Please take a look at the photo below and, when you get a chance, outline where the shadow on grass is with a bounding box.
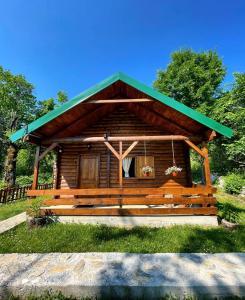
[91,224,158,242]
[178,226,245,253]
[91,223,245,253]
[217,201,245,223]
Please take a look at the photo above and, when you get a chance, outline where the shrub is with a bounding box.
[190,159,203,183]
[224,173,245,194]
[15,175,33,186]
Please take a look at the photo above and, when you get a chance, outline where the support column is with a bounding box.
[202,144,212,187]
[32,145,40,190]
[119,141,123,188]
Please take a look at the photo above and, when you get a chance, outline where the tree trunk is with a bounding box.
[4,143,18,187]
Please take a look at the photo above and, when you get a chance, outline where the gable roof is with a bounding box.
[10,72,233,142]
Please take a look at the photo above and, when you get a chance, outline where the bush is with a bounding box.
[190,159,203,183]
[224,173,245,194]
[15,175,33,186]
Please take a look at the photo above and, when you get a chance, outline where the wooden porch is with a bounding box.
[27,186,217,216]
[28,132,217,217]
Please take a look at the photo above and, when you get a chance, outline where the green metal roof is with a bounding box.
[10,72,233,142]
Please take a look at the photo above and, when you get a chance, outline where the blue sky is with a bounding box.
[0,0,244,100]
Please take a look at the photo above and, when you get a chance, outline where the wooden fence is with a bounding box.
[0,183,53,204]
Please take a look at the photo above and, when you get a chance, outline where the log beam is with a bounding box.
[38,143,58,162]
[44,135,197,144]
[87,98,152,103]
[202,144,212,186]
[119,141,123,188]
[184,140,205,158]
[32,146,40,190]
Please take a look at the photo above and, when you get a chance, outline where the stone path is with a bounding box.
[0,253,244,299]
[0,212,26,234]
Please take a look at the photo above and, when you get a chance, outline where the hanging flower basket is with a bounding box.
[165,166,182,177]
[142,166,153,177]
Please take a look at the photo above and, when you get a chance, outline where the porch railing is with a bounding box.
[28,186,217,216]
[0,183,53,204]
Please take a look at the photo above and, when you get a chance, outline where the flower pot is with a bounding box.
[172,171,177,177]
[143,172,150,177]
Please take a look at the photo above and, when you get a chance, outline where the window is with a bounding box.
[122,157,136,178]
[135,156,155,178]
[122,156,155,179]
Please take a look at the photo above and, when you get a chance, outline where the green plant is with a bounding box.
[224,173,245,194]
[27,198,43,218]
[217,202,241,223]
[16,175,33,186]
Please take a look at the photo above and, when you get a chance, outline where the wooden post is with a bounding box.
[202,144,212,187]
[119,141,123,208]
[119,141,123,188]
[32,146,40,190]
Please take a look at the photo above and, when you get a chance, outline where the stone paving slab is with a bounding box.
[0,253,244,299]
[0,212,26,234]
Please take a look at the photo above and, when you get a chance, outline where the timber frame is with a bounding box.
[11,72,233,218]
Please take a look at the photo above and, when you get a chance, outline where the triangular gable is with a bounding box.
[10,72,233,142]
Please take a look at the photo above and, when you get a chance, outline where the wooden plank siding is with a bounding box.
[55,107,192,190]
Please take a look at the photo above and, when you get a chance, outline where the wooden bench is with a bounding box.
[27,186,217,216]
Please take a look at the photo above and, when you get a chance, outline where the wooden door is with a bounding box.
[78,155,99,188]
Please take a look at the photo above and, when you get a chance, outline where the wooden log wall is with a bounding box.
[56,107,192,189]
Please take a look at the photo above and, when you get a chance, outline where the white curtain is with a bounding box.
[122,157,132,178]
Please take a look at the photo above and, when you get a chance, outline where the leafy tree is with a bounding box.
[36,90,68,118]
[36,98,55,118]
[57,90,68,104]
[153,49,226,110]
[210,73,245,172]
[0,66,36,187]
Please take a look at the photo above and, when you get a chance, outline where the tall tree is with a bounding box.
[210,73,245,173]
[36,90,68,118]
[57,90,68,104]
[0,66,36,187]
[153,49,226,110]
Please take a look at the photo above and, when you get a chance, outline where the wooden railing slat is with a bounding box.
[28,186,216,196]
[44,196,216,206]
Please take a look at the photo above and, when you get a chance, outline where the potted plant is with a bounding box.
[27,198,46,228]
[165,165,182,177]
[142,166,153,177]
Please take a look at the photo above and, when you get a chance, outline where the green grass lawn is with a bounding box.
[0,222,244,253]
[216,189,245,225]
[0,199,31,221]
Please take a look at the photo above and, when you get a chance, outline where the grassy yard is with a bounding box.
[0,222,244,253]
[216,189,245,225]
[0,199,31,221]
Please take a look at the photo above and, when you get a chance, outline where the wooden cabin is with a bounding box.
[11,72,233,217]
